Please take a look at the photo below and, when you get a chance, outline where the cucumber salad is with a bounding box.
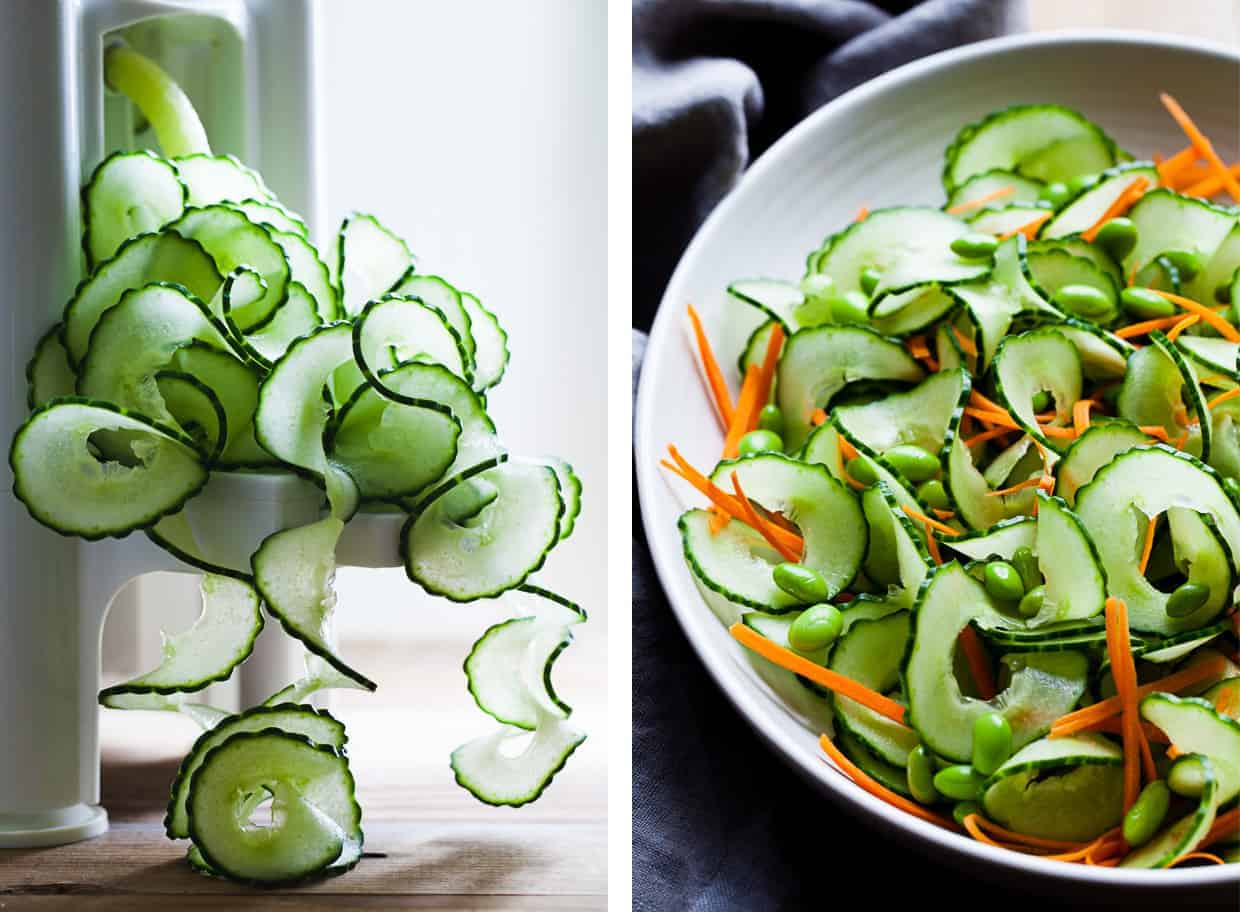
[10,45,587,885]
[664,96,1240,868]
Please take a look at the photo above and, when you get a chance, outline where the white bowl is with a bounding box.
[635,30,1239,892]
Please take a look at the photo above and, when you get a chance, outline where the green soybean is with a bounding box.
[983,560,1025,602]
[971,712,1013,776]
[916,479,950,511]
[1030,390,1051,413]
[1161,248,1204,281]
[1066,173,1099,196]
[1122,780,1171,848]
[1038,182,1071,209]
[830,290,871,325]
[1052,284,1112,319]
[773,562,829,604]
[1165,581,1209,619]
[1168,756,1206,798]
[952,801,983,826]
[1011,546,1041,591]
[933,764,986,801]
[885,444,940,483]
[1094,217,1137,262]
[1120,286,1176,320]
[1017,585,1046,619]
[738,429,782,456]
[950,233,999,260]
[846,456,880,487]
[758,404,785,435]
[906,745,940,805]
[859,267,882,297]
[788,604,843,653]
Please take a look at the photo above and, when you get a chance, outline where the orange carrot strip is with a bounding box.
[820,734,959,829]
[1140,425,1172,441]
[1157,144,1200,187]
[902,505,961,537]
[1161,93,1240,202]
[729,472,801,564]
[946,185,1015,215]
[811,407,828,427]
[1148,290,1240,342]
[1071,715,1170,744]
[969,390,1006,412]
[687,304,734,427]
[933,509,956,521]
[1139,513,1158,576]
[838,436,858,460]
[707,509,729,534]
[1081,176,1150,242]
[855,206,870,222]
[836,447,867,491]
[962,815,1035,853]
[1073,400,1094,438]
[722,365,762,459]
[963,408,1077,439]
[1115,313,1192,339]
[1208,387,1240,410]
[753,322,785,415]
[1165,313,1200,342]
[964,426,1017,448]
[731,623,908,722]
[925,533,943,566]
[965,815,1101,852]
[1183,162,1240,198]
[985,475,1045,498]
[999,211,1052,240]
[1104,597,1142,811]
[1201,807,1240,849]
[952,327,978,358]
[958,625,996,701]
[1170,852,1225,867]
[906,335,931,359]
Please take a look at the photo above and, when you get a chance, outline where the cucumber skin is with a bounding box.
[449,728,587,809]
[80,149,188,271]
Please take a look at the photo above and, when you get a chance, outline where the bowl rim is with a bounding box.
[635,28,1240,889]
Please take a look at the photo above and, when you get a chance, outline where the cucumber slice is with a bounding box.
[1074,445,1240,633]
[992,328,1082,451]
[1143,693,1240,804]
[231,282,321,369]
[739,609,836,729]
[967,205,1047,236]
[147,508,252,581]
[1186,222,1240,305]
[1052,318,1133,381]
[860,482,933,599]
[83,150,187,268]
[353,295,471,387]
[945,432,1035,530]
[172,154,271,207]
[943,104,1118,191]
[172,343,269,469]
[1121,752,1219,869]
[802,423,922,518]
[1176,336,1240,385]
[945,169,1044,212]
[168,205,290,331]
[101,692,227,729]
[981,734,1124,842]
[1024,249,1120,324]
[1027,491,1107,626]
[944,516,1036,562]
[450,715,586,808]
[156,372,228,464]
[869,286,957,338]
[836,726,913,797]
[1154,330,1211,461]
[99,575,261,700]
[403,459,561,602]
[1054,422,1151,505]
[335,213,413,317]
[1123,189,1238,275]
[465,590,585,730]
[545,457,582,542]
[1203,679,1240,720]
[187,730,361,885]
[1039,163,1159,240]
[903,562,1089,761]
[830,611,916,767]
[461,292,509,391]
[63,231,223,366]
[264,653,375,707]
[231,199,308,238]
[727,278,803,332]
[77,283,232,427]
[775,326,925,450]
[10,399,207,538]
[1117,340,1199,452]
[833,366,969,468]
[1136,623,1228,664]
[1028,236,1124,289]
[252,516,374,691]
[388,273,475,365]
[808,207,990,299]
[681,509,798,612]
[166,702,347,840]
[270,229,338,324]
[26,324,76,409]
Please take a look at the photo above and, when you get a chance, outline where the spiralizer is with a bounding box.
[0,0,402,848]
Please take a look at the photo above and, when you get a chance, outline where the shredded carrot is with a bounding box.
[1165,744,1183,761]
[1160,93,1240,202]
[730,623,907,722]
[1104,597,1143,811]
[969,390,1005,412]
[932,509,955,521]
[963,407,1077,439]
[1172,429,1190,450]
[1208,387,1240,410]
[902,505,961,537]
[722,365,761,459]
[964,426,1016,448]
[962,814,1031,853]
[753,322,785,416]
[946,185,1015,215]
[998,210,1052,240]
[964,815,1099,852]
[1070,715,1170,744]
[1170,852,1225,867]
[819,734,958,829]
[855,206,870,222]
[1165,313,1200,342]
[836,446,867,491]
[1081,176,1150,242]
[1147,291,1240,341]
[951,327,978,358]
[1115,313,1194,339]
[1201,807,1240,849]
[729,472,801,564]
[1073,399,1094,438]
[1138,513,1158,576]
[905,335,931,359]
[1157,144,1200,187]
[985,475,1045,498]
[925,533,943,565]
[958,625,996,700]
[811,407,828,427]
[1127,263,1139,287]
[1183,162,1240,199]
[687,305,734,428]
[1139,425,1171,441]
[707,509,729,534]
[838,436,858,460]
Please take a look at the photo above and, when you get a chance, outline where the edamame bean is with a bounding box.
[1018,585,1046,619]
[830,290,871,325]
[916,479,950,511]
[1011,546,1041,592]
[847,456,880,487]
[788,604,843,653]
[758,404,785,435]
[1162,248,1204,281]
[1030,390,1051,413]
[885,444,940,483]
[1094,218,1137,262]
[933,764,986,801]
[1165,581,1209,619]
[950,233,999,260]
[796,274,836,327]
[772,562,829,604]
[1066,174,1098,195]
[971,712,1013,776]
[738,429,783,456]
[1052,284,1111,319]
[1122,780,1171,848]
[906,745,940,805]
[1168,756,1206,798]
[860,267,882,297]
[1120,286,1176,320]
[1038,182,1071,209]
[953,801,983,826]
[983,560,1025,602]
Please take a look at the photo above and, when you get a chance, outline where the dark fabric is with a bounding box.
[633,3,1038,909]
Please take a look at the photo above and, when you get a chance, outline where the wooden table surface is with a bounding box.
[0,638,607,910]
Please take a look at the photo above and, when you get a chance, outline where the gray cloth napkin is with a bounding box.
[633,3,1031,909]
